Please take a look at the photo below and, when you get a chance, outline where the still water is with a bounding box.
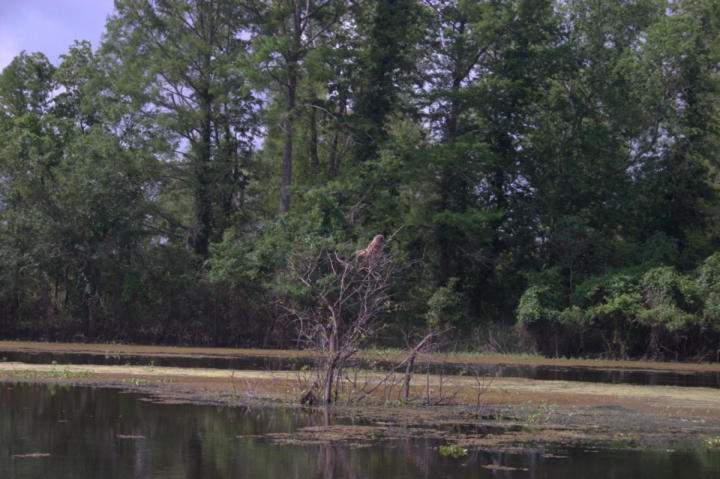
[1,383,719,478]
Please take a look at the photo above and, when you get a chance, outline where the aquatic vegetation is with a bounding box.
[122,377,152,387]
[438,444,468,458]
[706,437,720,448]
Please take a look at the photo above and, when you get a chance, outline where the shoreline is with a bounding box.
[2,340,720,373]
[2,359,720,452]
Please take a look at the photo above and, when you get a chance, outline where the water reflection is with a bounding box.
[0,383,718,478]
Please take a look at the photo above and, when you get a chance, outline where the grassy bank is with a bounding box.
[1,358,720,452]
[3,340,720,372]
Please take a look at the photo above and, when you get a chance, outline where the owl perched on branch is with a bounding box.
[354,234,385,259]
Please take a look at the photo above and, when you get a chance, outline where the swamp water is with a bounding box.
[1,383,719,478]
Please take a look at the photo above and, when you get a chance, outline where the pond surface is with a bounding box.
[3,350,720,389]
[1,383,719,478]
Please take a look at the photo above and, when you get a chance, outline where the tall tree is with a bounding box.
[0,52,58,333]
[103,0,257,257]
[629,0,720,257]
[421,0,502,287]
[0,45,152,336]
[523,0,666,290]
[243,0,345,213]
[408,0,557,320]
[352,0,423,164]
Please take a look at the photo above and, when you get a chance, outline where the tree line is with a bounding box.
[1,0,719,360]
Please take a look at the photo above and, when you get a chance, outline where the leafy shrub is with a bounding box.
[517,267,565,325]
[516,260,720,359]
[640,266,697,311]
[426,278,468,330]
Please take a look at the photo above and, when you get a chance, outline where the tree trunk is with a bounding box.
[193,93,214,257]
[436,73,462,286]
[309,106,319,168]
[279,64,297,214]
[328,98,345,177]
[322,353,338,404]
[403,353,417,402]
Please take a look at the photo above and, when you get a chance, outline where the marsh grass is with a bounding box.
[6,366,90,380]
[122,377,153,386]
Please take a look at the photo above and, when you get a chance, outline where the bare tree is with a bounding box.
[286,241,395,404]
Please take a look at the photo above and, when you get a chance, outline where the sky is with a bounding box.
[0,0,115,71]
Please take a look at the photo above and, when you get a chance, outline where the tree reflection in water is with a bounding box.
[0,384,718,479]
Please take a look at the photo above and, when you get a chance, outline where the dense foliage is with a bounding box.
[1,0,720,359]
